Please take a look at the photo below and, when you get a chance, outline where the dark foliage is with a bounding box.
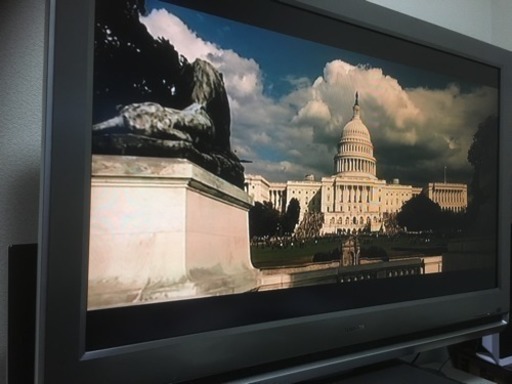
[437,210,467,233]
[249,202,281,238]
[93,0,188,123]
[466,115,499,233]
[360,246,388,261]
[312,248,340,262]
[281,198,301,234]
[396,194,442,232]
[249,199,302,237]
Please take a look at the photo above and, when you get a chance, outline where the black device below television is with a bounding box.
[37,0,512,383]
[7,243,38,384]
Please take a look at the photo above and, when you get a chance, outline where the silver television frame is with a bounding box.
[37,0,512,382]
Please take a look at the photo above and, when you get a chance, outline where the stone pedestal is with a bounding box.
[88,155,257,308]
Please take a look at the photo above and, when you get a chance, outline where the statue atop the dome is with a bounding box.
[352,91,361,119]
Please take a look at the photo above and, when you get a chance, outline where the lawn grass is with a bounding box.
[250,238,340,268]
[250,234,449,269]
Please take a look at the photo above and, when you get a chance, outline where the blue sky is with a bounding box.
[147,0,461,96]
[141,0,498,186]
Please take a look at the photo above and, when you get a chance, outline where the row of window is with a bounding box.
[327,216,379,225]
[340,143,372,154]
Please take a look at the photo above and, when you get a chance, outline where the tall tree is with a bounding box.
[249,201,280,237]
[396,194,442,232]
[281,198,301,234]
[466,115,498,233]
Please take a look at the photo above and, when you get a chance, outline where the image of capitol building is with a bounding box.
[244,94,468,235]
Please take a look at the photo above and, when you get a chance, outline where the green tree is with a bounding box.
[93,0,188,123]
[249,201,280,237]
[437,210,467,233]
[281,198,300,234]
[396,194,442,232]
[466,115,498,233]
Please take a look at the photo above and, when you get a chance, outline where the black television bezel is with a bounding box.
[37,0,512,383]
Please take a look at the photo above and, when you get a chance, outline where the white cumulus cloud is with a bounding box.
[140,8,498,184]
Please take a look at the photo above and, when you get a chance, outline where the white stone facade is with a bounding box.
[244,94,468,234]
[424,182,468,213]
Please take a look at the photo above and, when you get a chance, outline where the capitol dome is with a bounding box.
[334,93,377,179]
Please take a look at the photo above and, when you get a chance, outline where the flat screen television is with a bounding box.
[37,0,512,382]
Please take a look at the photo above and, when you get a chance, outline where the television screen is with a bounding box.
[87,0,499,333]
[37,0,512,382]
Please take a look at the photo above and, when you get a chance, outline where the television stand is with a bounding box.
[320,360,490,383]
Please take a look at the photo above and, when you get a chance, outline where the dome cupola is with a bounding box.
[334,92,377,179]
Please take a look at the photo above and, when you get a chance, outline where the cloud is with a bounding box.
[404,84,498,181]
[141,9,216,62]
[141,10,266,101]
[141,8,498,185]
[141,9,291,159]
[292,99,331,127]
[319,61,424,140]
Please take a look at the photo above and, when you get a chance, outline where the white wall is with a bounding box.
[367,0,493,42]
[367,0,512,51]
[0,0,45,380]
[0,0,511,381]
[491,0,512,52]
